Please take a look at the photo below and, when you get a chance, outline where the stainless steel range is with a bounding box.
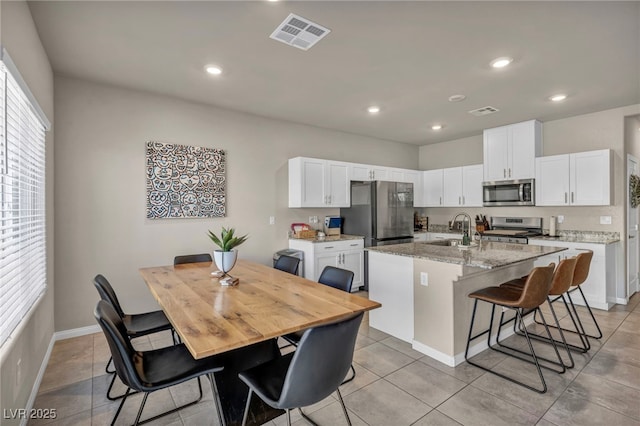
[480,217,543,244]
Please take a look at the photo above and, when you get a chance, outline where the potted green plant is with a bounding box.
[208,227,248,275]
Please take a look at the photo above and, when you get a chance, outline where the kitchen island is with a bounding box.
[367,240,566,366]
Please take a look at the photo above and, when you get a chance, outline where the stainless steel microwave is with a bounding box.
[482,179,535,206]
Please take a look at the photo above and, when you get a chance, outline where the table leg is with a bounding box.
[215,339,285,426]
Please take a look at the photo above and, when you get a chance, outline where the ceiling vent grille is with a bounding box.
[468,106,499,116]
[270,13,331,51]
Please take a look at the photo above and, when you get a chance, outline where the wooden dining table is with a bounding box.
[139,259,380,425]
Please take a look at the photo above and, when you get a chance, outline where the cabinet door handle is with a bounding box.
[571,192,574,203]
[324,246,335,249]
[508,168,511,178]
[327,195,331,204]
[462,196,465,205]
[439,196,442,205]
[564,192,568,203]
[350,243,359,247]
[629,235,636,239]
[342,253,345,263]
[503,169,506,178]
[458,196,461,205]
[337,254,341,264]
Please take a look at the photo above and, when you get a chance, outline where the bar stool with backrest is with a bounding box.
[238,312,364,426]
[94,301,225,426]
[274,254,301,275]
[561,250,602,340]
[281,266,357,384]
[501,256,591,356]
[498,257,580,368]
[464,263,564,393]
[93,274,177,400]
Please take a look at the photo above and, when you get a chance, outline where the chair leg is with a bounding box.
[134,377,204,425]
[572,286,603,339]
[133,392,150,426]
[110,387,132,426]
[336,388,352,426]
[208,373,226,426]
[286,409,292,426]
[532,293,591,352]
[341,364,356,385]
[298,407,319,426]
[107,371,140,401]
[241,389,253,426]
[105,356,115,374]
[465,301,550,393]
[508,299,576,368]
[495,307,566,374]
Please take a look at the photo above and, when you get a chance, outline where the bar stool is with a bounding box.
[527,251,598,349]
[499,257,580,368]
[464,263,563,393]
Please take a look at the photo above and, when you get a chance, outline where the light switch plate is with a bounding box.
[600,216,612,225]
[269,216,275,225]
[557,215,564,224]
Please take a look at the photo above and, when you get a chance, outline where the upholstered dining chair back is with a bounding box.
[93,274,126,318]
[174,253,213,265]
[318,266,354,293]
[274,255,300,275]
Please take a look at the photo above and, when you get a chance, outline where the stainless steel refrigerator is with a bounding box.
[340,181,414,289]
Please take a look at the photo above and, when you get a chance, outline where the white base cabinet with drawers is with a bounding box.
[288,238,365,291]
[528,240,617,310]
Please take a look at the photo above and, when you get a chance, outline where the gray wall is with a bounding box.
[53,76,419,331]
[0,2,55,422]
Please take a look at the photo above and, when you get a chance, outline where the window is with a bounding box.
[0,52,49,349]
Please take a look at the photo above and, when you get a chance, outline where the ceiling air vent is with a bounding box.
[269,13,331,51]
[468,106,500,116]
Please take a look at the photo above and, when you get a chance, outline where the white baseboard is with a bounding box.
[54,324,101,341]
[21,324,102,425]
[411,316,534,367]
[21,334,56,426]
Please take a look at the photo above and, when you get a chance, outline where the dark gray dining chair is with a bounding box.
[174,253,213,265]
[239,312,364,426]
[93,274,177,400]
[274,254,301,275]
[282,266,357,384]
[94,300,225,426]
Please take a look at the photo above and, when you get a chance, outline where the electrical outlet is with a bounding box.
[269,216,275,225]
[557,215,564,224]
[600,216,612,225]
[420,272,429,286]
[309,216,318,224]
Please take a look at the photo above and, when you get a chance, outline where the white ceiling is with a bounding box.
[27,1,640,145]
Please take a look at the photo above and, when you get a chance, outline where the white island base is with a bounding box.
[368,250,538,367]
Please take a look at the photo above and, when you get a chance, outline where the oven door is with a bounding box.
[482,179,535,206]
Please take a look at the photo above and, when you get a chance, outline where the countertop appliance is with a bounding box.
[480,216,543,244]
[482,178,535,206]
[340,181,414,289]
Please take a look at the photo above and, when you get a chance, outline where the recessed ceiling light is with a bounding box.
[448,94,466,102]
[490,57,513,68]
[549,94,567,102]
[367,106,380,114]
[431,124,443,131]
[205,65,223,75]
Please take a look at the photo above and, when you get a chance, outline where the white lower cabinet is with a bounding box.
[528,240,617,310]
[288,239,365,291]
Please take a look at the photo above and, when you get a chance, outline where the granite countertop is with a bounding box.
[367,241,566,269]
[529,232,620,245]
[289,234,364,243]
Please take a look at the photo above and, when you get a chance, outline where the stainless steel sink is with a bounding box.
[422,239,463,247]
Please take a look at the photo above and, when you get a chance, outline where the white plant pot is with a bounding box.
[214,250,238,274]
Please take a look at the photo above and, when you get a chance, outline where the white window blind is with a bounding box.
[0,58,47,349]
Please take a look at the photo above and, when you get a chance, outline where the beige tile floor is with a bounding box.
[29,292,640,426]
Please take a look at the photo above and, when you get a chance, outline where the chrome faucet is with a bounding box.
[451,212,472,245]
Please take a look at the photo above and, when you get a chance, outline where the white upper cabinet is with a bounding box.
[421,169,444,207]
[483,120,542,181]
[349,163,389,181]
[536,149,611,206]
[442,165,483,207]
[289,157,350,208]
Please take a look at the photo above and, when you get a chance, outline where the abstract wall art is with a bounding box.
[146,141,226,219]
